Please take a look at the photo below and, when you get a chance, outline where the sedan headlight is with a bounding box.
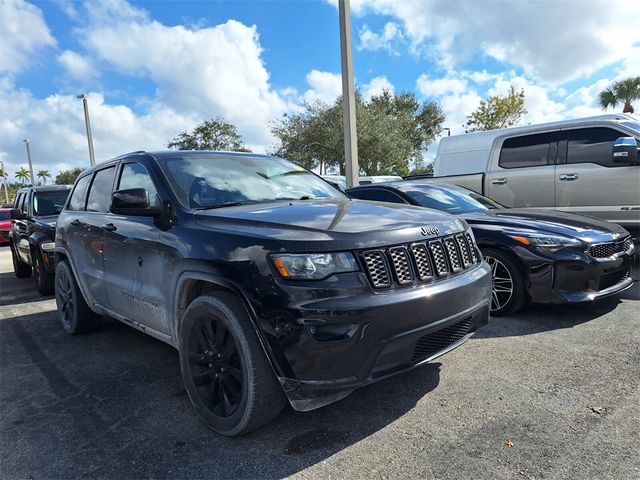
[507,232,582,252]
[271,252,358,280]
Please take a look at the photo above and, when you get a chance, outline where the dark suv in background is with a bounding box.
[10,185,72,294]
[55,151,491,435]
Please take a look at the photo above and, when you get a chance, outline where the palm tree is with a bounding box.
[598,76,640,114]
[15,167,30,185]
[37,169,51,185]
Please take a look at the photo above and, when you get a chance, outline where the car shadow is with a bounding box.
[1,312,442,479]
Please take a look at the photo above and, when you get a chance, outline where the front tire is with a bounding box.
[33,249,54,295]
[11,245,31,278]
[55,260,101,334]
[179,294,286,436]
[482,247,526,316]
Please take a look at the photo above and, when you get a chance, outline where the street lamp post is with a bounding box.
[0,160,9,204]
[77,94,96,166]
[443,127,451,137]
[22,139,35,186]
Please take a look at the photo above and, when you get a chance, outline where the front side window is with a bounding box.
[118,163,161,207]
[67,175,91,211]
[566,127,630,167]
[86,166,116,212]
[157,154,345,209]
[499,133,551,169]
[33,190,70,216]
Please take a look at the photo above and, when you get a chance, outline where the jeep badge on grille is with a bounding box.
[421,226,440,236]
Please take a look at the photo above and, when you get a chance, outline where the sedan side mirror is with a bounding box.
[110,188,162,217]
[613,137,639,164]
[10,208,25,220]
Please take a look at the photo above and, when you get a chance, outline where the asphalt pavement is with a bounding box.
[1,246,639,479]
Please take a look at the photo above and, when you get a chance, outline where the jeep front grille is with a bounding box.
[362,233,480,289]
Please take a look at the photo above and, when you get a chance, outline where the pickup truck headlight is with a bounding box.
[271,252,358,280]
[40,242,55,251]
[507,232,582,252]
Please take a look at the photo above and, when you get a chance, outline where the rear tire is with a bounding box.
[179,294,286,436]
[11,245,31,278]
[33,249,54,295]
[55,260,101,334]
[482,247,526,316]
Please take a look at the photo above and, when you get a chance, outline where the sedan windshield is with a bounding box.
[157,154,345,209]
[33,190,70,216]
[402,184,503,215]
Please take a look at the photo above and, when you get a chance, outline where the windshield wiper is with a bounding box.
[195,201,256,210]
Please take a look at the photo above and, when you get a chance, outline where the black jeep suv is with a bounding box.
[10,185,72,294]
[55,151,491,435]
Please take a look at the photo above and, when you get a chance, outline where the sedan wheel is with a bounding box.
[482,247,526,316]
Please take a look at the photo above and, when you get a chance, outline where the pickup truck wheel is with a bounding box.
[482,248,526,316]
[55,260,101,334]
[33,249,54,295]
[179,294,286,436]
[11,245,32,278]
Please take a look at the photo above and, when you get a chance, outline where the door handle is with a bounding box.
[491,178,507,185]
[70,219,80,226]
[559,173,578,181]
[102,223,117,232]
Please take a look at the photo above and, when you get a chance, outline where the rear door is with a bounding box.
[486,132,556,208]
[555,126,640,225]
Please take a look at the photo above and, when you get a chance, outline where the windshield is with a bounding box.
[33,190,70,216]
[157,154,346,209]
[402,184,503,215]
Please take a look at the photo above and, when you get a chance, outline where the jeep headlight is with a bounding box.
[271,252,358,280]
[508,232,582,252]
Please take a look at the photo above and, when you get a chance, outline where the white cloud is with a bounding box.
[416,74,467,97]
[330,0,640,84]
[302,70,342,104]
[58,50,96,81]
[359,22,405,55]
[0,0,56,73]
[362,75,394,99]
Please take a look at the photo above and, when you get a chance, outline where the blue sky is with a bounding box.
[1,0,638,179]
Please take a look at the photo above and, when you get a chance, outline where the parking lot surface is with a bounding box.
[1,246,639,479]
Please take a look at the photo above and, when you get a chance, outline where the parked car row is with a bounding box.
[5,146,636,437]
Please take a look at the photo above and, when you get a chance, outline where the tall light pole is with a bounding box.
[0,160,9,204]
[338,0,359,187]
[77,94,96,166]
[22,139,35,186]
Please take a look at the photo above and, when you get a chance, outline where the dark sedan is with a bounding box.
[347,181,636,315]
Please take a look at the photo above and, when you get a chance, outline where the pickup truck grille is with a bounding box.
[362,233,481,289]
[588,237,633,258]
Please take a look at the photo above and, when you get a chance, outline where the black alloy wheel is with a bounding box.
[55,260,101,334]
[179,294,286,436]
[482,247,526,316]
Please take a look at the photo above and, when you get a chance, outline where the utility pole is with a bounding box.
[22,139,35,185]
[338,0,359,187]
[77,94,96,166]
[0,160,9,204]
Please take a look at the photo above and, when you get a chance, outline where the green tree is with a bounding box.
[598,76,640,114]
[55,167,84,185]
[15,167,30,185]
[465,86,527,132]
[37,169,51,185]
[167,117,250,151]
[271,90,444,176]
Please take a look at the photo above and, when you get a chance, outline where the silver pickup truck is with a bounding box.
[431,114,640,236]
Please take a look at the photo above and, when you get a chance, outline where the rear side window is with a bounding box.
[350,188,406,204]
[67,175,91,211]
[86,166,116,212]
[499,133,551,169]
[566,127,627,167]
[117,163,161,207]
[13,193,23,210]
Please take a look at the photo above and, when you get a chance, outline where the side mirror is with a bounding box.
[110,188,162,217]
[10,208,25,220]
[613,137,639,164]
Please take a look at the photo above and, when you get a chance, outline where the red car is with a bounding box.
[0,208,11,246]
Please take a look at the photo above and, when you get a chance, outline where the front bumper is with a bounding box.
[264,262,491,411]
[516,246,635,304]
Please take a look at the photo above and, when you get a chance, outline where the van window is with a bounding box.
[86,166,116,212]
[499,133,551,169]
[566,127,628,167]
[67,175,91,211]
